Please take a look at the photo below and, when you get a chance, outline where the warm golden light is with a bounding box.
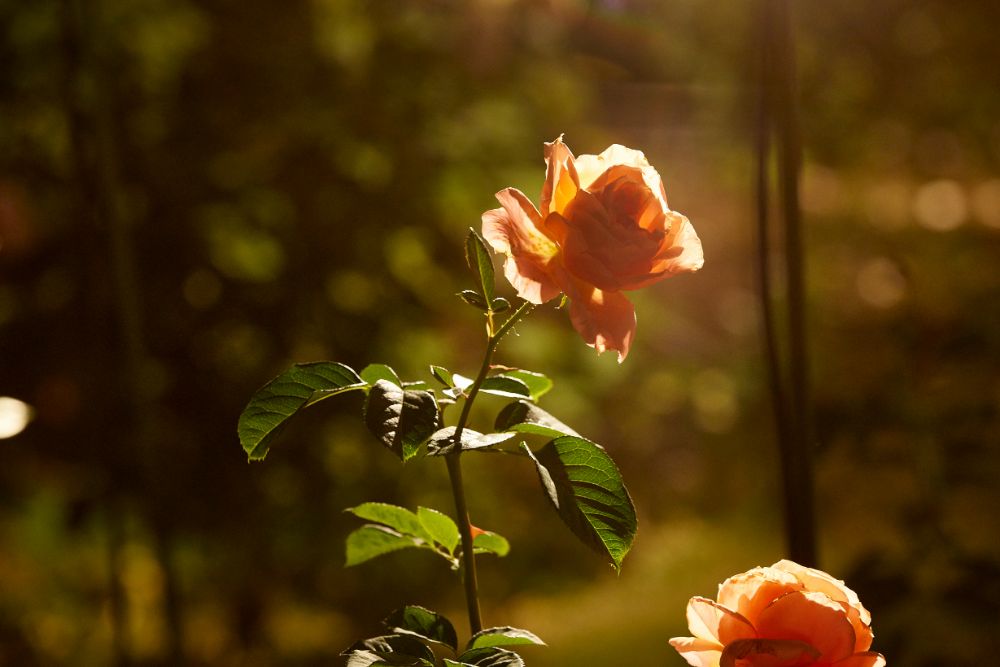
[0,396,33,439]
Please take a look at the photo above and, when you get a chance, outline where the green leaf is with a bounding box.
[344,635,436,666]
[362,364,402,387]
[443,661,475,667]
[426,427,517,455]
[490,297,511,313]
[383,605,458,651]
[496,370,553,401]
[472,531,510,558]
[402,380,431,391]
[346,651,435,667]
[457,647,525,667]
[467,627,545,650]
[238,362,366,460]
[417,507,460,554]
[430,365,454,387]
[524,436,637,572]
[495,401,579,439]
[345,525,423,566]
[459,290,489,310]
[465,228,495,303]
[365,380,439,462]
[479,376,531,399]
[346,503,432,542]
[452,374,474,392]
[345,651,387,667]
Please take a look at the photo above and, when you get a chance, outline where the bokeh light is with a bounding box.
[0,397,33,439]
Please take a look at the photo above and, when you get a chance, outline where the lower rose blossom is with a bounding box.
[669,560,886,667]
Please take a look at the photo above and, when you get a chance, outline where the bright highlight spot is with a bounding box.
[0,396,33,439]
[913,180,967,231]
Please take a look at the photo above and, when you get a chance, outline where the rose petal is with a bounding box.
[685,596,757,645]
[755,591,857,663]
[555,190,668,292]
[481,187,561,304]
[561,276,636,362]
[541,136,580,218]
[719,638,821,667]
[772,560,873,652]
[833,652,887,667]
[575,144,649,184]
[654,211,705,276]
[717,566,802,624]
[668,636,724,667]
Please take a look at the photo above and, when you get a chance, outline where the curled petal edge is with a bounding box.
[668,636,724,667]
[563,278,636,363]
[481,188,562,304]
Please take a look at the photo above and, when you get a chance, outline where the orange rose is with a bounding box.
[482,136,703,361]
[669,560,886,667]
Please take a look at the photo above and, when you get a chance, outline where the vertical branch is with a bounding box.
[58,1,131,662]
[755,0,817,566]
[445,301,534,636]
[445,453,484,635]
[61,0,185,659]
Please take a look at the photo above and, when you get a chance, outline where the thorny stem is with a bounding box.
[445,300,534,635]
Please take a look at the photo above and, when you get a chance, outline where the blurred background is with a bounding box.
[1,0,998,665]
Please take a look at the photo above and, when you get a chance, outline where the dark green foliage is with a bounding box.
[426,427,517,455]
[525,437,637,572]
[465,228,496,304]
[238,362,366,460]
[467,627,545,651]
[384,605,459,651]
[343,634,436,666]
[495,401,579,438]
[364,380,440,462]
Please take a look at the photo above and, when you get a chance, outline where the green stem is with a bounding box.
[445,453,482,634]
[445,300,534,636]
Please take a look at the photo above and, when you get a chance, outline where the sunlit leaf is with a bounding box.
[238,362,365,460]
[524,437,636,572]
[472,531,510,558]
[460,290,489,310]
[490,297,511,313]
[452,374,474,392]
[417,507,459,554]
[365,380,439,461]
[465,228,495,303]
[467,627,545,650]
[383,605,458,651]
[479,376,531,399]
[495,369,553,401]
[345,525,423,566]
[495,401,579,439]
[344,635,436,666]
[345,650,385,667]
[430,365,454,387]
[402,380,431,391]
[456,646,525,667]
[362,363,402,387]
[346,503,432,542]
[426,427,516,455]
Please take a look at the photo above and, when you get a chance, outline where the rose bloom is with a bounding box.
[482,136,703,361]
[670,560,886,667]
